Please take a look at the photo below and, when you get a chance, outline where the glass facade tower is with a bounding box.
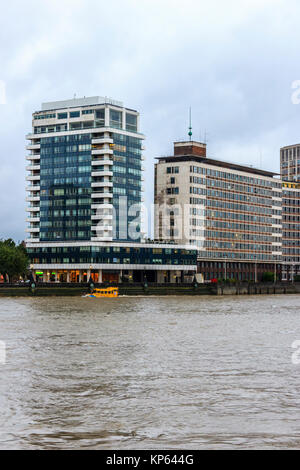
[26,96,144,244]
[26,97,197,283]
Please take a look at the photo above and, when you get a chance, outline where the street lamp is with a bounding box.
[88,265,94,289]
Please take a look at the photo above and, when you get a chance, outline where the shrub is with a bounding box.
[262,272,275,282]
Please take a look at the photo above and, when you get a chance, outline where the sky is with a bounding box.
[1,0,300,241]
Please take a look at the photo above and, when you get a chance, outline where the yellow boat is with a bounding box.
[89,287,119,298]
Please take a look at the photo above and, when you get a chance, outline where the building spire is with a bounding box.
[188,107,192,141]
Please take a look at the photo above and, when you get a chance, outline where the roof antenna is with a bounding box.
[188,107,192,141]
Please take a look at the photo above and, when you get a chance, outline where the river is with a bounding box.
[0,295,299,449]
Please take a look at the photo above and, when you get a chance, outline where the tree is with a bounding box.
[261,271,275,282]
[0,239,29,282]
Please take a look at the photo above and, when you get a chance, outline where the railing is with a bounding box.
[1,281,299,288]
[0,281,197,288]
[27,124,144,137]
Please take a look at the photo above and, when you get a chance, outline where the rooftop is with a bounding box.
[40,96,124,112]
[156,140,279,178]
[280,144,300,149]
[156,154,279,177]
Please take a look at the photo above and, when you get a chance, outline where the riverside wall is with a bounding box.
[0,282,300,296]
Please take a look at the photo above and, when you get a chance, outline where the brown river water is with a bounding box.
[0,295,299,449]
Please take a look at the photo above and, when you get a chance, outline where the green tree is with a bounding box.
[0,239,29,282]
[261,271,275,282]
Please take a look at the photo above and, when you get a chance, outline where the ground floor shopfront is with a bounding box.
[33,268,195,284]
[27,241,197,284]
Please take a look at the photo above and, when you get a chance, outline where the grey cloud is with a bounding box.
[0,0,300,240]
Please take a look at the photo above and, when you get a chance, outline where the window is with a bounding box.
[167,166,179,174]
[96,109,105,119]
[58,113,68,119]
[126,113,137,132]
[69,122,81,130]
[34,113,56,120]
[70,111,80,118]
[95,109,105,127]
[110,110,122,129]
[167,187,179,194]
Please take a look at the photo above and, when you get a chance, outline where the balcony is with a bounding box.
[91,203,113,210]
[26,196,40,202]
[92,158,113,166]
[27,207,40,212]
[91,192,113,199]
[26,186,40,192]
[92,138,113,145]
[91,236,113,242]
[91,181,113,188]
[91,148,113,156]
[91,169,113,177]
[25,237,40,243]
[26,175,40,182]
[26,164,40,171]
[26,154,40,161]
[26,227,40,233]
[26,217,40,223]
[91,225,113,232]
[91,214,113,221]
[26,143,40,150]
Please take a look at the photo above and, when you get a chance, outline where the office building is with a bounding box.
[280,145,300,280]
[155,141,282,281]
[280,144,300,182]
[26,97,197,282]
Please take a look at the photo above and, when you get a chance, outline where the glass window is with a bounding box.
[95,109,104,119]
[126,113,137,132]
[95,109,105,127]
[58,113,68,119]
[70,122,81,130]
[70,111,80,118]
[110,110,122,129]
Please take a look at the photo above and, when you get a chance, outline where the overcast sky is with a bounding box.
[1,0,300,241]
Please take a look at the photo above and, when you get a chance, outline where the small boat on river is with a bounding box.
[87,287,119,298]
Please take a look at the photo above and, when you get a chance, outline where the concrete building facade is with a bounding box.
[155,141,283,281]
[281,144,300,183]
[280,145,300,280]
